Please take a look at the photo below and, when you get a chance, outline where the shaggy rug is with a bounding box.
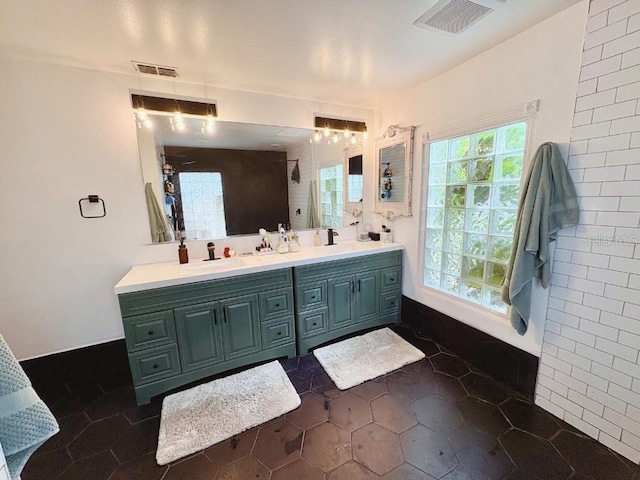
[156,360,300,465]
[313,328,425,390]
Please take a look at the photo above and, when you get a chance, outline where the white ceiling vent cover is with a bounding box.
[132,61,180,77]
[414,0,506,35]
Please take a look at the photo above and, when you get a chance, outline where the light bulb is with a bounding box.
[323,126,330,137]
[313,130,322,142]
[136,108,148,121]
[173,111,185,131]
[344,129,350,138]
[350,135,358,145]
[205,115,216,133]
[143,118,152,129]
[332,133,339,143]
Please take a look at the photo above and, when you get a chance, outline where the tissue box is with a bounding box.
[368,232,380,241]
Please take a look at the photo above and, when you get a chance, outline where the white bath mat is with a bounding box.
[156,360,300,465]
[313,328,425,390]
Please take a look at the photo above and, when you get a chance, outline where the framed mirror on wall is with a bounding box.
[374,125,415,220]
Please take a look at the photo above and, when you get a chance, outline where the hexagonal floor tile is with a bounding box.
[401,359,434,378]
[386,369,429,402]
[372,394,417,433]
[499,397,561,439]
[327,460,380,480]
[383,462,436,479]
[112,416,160,464]
[287,392,330,429]
[311,371,342,397]
[67,414,130,461]
[253,419,303,470]
[203,427,258,468]
[109,452,168,480]
[352,423,403,475]
[551,430,640,480]
[456,396,510,436]
[302,422,352,472]
[216,456,270,480]
[422,372,466,402]
[412,394,462,435]
[440,464,490,479]
[350,376,388,401]
[500,429,571,480]
[430,353,470,378]
[330,392,373,432]
[163,453,217,480]
[460,372,511,405]
[271,458,325,480]
[400,424,458,478]
[448,425,513,479]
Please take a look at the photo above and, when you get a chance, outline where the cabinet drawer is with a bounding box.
[296,281,327,311]
[298,308,328,338]
[129,344,180,385]
[380,267,401,291]
[123,311,176,352]
[261,317,294,349]
[380,291,401,315]
[259,288,293,320]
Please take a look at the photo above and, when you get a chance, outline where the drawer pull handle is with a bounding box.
[390,277,395,281]
[223,309,228,323]
[312,322,317,327]
[147,330,154,336]
[213,309,218,326]
[390,302,395,306]
[152,364,159,369]
[358,279,362,292]
[277,332,282,336]
[311,295,316,300]
[275,303,280,307]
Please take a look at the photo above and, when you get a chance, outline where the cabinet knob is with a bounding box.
[275,303,280,307]
[390,277,395,282]
[277,331,282,336]
[147,330,154,336]
[390,302,395,306]
[312,322,317,327]
[311,295,316,300]
[152,364,159,369]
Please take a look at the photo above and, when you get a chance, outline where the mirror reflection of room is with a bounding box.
[379,144,405,203]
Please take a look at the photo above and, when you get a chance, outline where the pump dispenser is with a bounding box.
[314,229,321,247]
[178,235,189,264]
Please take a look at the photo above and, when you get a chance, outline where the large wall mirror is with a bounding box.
[136,112,369,242]
[374,125,415,219]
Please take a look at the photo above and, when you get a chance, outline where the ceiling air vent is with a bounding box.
[413,0,506,35]
[132,61,179,77]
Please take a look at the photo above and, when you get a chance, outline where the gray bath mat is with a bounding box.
[314,328,425,390]
[156,360,300,465]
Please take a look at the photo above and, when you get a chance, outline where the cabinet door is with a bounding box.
[219,294,261,360]
[355,271,379,323]
[174,302,223,372]
[328,276,355,330]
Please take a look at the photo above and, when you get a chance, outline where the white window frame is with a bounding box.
[417,108,537,322]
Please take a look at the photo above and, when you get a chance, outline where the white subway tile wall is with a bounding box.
[536,0,640,464]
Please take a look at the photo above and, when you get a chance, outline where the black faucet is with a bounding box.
[327,228,339,246]
[206,242,217,261]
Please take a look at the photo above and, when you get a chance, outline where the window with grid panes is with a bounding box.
[320,163,343,228]
[423,121,527,314]
[179,172,227,239]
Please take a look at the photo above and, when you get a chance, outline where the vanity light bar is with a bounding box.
[314,116,367,134]
[130,94,217,118]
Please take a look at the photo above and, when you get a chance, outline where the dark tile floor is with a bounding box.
[21,326,640,480]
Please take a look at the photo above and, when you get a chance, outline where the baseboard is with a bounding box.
[401,295,538,400]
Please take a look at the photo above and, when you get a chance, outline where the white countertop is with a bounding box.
[115,240,403,294]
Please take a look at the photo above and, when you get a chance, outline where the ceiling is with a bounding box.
[1,0,581,108]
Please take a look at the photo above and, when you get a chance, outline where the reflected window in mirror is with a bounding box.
[179,172,227,239]
[347,154,363,203]
[320,163,343,227]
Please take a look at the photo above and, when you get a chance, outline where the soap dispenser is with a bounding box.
[314,229,321,247]
[178,234,189,264]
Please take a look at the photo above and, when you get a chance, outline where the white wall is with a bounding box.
[375,2,589,356]
[536,0,640,463]
[0,57,372,360]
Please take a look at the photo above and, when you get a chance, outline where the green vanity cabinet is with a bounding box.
[294,250,402,354]
[118,268,295,405]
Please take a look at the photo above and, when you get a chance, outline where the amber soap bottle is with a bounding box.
[178,236,189,264]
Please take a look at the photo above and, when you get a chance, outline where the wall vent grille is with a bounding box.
[414,0,505,35]
[132,61,180,77]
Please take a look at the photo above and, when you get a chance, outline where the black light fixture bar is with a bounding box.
[131,94,217,117]
[314,116,366,133]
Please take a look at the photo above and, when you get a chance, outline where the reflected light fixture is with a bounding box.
[130,94,218,134]
[313,116,367,147]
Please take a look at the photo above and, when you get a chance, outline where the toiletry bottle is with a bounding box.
[178,244,189,264]
[289,233,300,252]
[314,229,321,247]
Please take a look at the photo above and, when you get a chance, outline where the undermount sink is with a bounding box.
[180,257,244,274]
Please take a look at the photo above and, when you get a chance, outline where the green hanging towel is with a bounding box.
[291,160,301,183]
